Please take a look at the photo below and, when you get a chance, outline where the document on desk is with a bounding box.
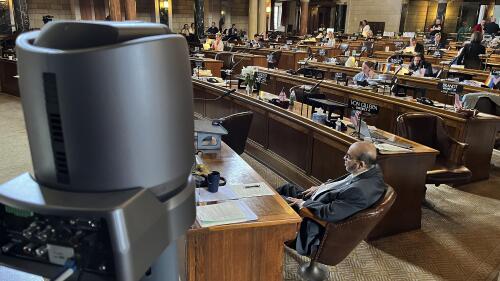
[228,182,275,198]
[196,200,258,227]
[375,143,413,154]
[196,187,239,203]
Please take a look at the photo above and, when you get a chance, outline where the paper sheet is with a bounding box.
[375,143,412,154]
[196,187,239,202]
[196,201,258,227]
[228,182,275,198]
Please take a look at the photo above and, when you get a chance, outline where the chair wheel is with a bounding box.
[298,261,329,281]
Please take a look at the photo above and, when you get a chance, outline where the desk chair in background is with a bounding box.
[219,112,254,154]
[473,97,500,149]
[215,52,235,80]
[267,51,282,69]
[396,113,472,186]
[297,186,396,281]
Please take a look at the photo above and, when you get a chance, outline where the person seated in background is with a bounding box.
[189,23,195,35]
[473,19,486,33]
[211,33,224,51]
[278,141,387,256]
[251,34,263,48]
[484,17,499,36]
[353,61,377,84]
[409,53,433,77]
[429,19,442,36]
[432,32,446,49]
[405,37,424,54]
[457,20,472,41]
[206,22,219,34]
[457,31,486,70]
[180,24,190,36]
[323,30,336,47]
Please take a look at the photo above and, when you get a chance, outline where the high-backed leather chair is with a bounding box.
[267,51,282,69]
[215,52,234,80]
[297,186,396,281]
[396,112,472,185]
[473,97,500,149]
[219,112,254,154]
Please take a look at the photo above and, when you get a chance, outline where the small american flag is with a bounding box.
[350,110,361,128]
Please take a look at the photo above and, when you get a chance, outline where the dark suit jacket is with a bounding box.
[457,42,486,70]
[295,165,386,256]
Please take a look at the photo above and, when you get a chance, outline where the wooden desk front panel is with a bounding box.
[0,59,19,97]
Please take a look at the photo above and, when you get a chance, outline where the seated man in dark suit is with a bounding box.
[277,141,387,256]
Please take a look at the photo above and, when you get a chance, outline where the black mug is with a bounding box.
[206,171,226,193]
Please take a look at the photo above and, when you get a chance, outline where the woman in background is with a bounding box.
[211,33,224,51]
[429,19,442,36]
[457,31,486,70]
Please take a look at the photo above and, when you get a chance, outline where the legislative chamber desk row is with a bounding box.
[187,142,300,281]
[255,68,500,182]
[201,50,267,74]
[192,79,438,242]
[303,61,500,103]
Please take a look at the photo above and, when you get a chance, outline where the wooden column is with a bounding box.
[270,0,275,30]
[109,0,122,20]
[123,0,136,20]
[258,0,267,33]
[249,0,258,36]
[299,0,309,35]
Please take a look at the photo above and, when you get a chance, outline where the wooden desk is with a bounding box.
[193,79,438,240]
[305,61,500,104]
[201,51,267,75]
[254,68,500,182]
[187,143,300,281]
[247,48,308,70]
[0,58,19,97]
[190,57,223,77]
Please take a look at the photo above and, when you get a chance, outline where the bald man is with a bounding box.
[277,141,387,255]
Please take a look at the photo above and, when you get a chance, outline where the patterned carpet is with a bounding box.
[1,93,500,281]
[242,151,500,281]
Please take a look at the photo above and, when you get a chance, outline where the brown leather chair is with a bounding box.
[396,112,472,185]
[297,186,396,281]
[220,112,253,155]
[473,97,500,149]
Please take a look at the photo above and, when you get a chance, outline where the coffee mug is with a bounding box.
[207,171,225,193]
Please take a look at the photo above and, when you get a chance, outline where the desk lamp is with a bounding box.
[0,21,195,281]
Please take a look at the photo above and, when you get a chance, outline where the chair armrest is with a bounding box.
[448,136,469,165]
[299,208,328,227]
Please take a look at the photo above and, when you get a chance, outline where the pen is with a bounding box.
[244,184,260,188]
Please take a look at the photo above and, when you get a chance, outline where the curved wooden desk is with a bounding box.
[193,79,438,240]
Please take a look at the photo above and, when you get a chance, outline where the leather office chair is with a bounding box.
[267,51,282,69]
[215,52,234,80]
[219,112,254,155]
[473,97,500,148]
[396,113,472,185]
[297,185,396,281]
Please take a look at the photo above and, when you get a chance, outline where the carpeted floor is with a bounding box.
[242,141,500,281]
[1,93,500,281]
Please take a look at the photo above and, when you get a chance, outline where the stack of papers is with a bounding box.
[196,182,274,203]
[196,201,258,227]
[375,143,413,154]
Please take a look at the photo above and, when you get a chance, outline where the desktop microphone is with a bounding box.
[193,88,236,101]
[436,56,458,79]
[308,79,323,94]
[390,65,404,94]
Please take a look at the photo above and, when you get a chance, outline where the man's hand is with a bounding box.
[301,185,321,198]
[286,197,304,207]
